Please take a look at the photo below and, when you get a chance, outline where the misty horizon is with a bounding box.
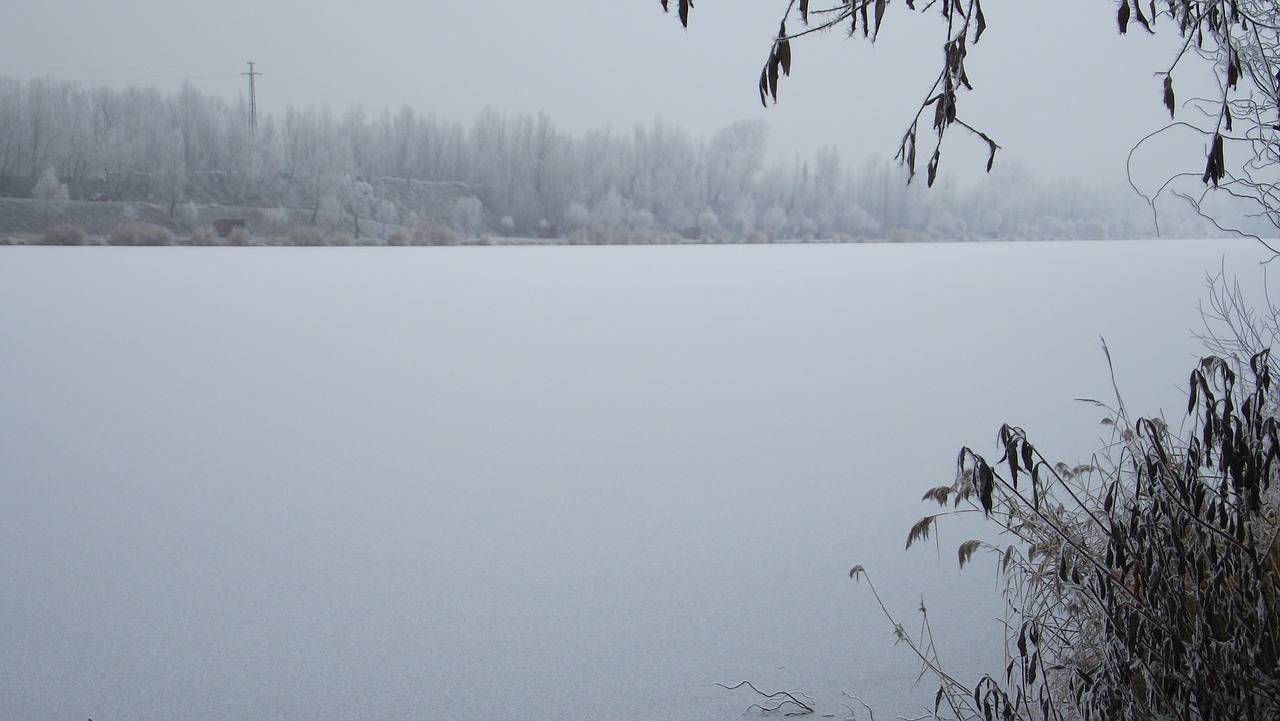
[0,1,1202,186]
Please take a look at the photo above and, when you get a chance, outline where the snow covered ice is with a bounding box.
[0,239,1265,721]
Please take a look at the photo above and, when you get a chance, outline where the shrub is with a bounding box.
[564,203,590,230]
[332,234,353,247]
[450,196,483,236]
[387,230,409,246]
[565,228,589,245]
[44,225,86,246]
[256,206,291,232]
[698,207,720,231]
[226,227,250,246]
[412,224,458,246]
[109,222,173,246]
[876,345,1280,721]
[32,167,69,226]
[189,226,219,246]
[288,227,327,247]
[178,200,199,228]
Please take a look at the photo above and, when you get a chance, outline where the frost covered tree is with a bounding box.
[451,196,483,237]
[563,202,591,231]
[337,175,375,239]
[468,108,514,224]
[630,119,701,229]
[758,204,789,240]
[0,72,1176,241]
[697,207,720,235]
[30,166,68,228]
[375,198,398,238]
[702,119,768,214]
[591,187,630,229]
[157,129,187,219]
[178,199,199,229]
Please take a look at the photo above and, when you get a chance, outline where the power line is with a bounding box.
[0,63,237,73]
[0,71,240,84]
[255,64,396,110]
[76,74,240,84]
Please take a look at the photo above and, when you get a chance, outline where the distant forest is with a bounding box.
[0,76,1215,241]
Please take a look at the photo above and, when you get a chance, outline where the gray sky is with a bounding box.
[1,0,1196,183]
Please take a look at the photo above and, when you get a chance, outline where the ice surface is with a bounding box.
[0,239,1267,720]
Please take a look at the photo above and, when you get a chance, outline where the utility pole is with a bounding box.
[243,61,260,134]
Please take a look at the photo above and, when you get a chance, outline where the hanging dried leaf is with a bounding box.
[1163,76,1176,117]
[679,0,691,27]
[800,0,810,24]
[901,130,918,182]
[768,52,780,100]
[777,24,792,76]
[975,1,987,42]
[1134,0,1152,32]
[1118,0,1131,33]
[1202,132,1225,185]
[978,459,994,515]
[932,87,956,129]
[873,0,887,40]
[927,148,941,186]
[1189,370,1200,414]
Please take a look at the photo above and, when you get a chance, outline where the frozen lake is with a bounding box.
[0,239,1269,721]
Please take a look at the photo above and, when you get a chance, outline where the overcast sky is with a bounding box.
[2,0,1198,184]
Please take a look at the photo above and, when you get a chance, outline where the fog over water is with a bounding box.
[0,240,1269,721]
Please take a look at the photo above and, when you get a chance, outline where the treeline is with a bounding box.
[0,76,1205,241]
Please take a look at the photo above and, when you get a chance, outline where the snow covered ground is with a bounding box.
[0,239,1267,721]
